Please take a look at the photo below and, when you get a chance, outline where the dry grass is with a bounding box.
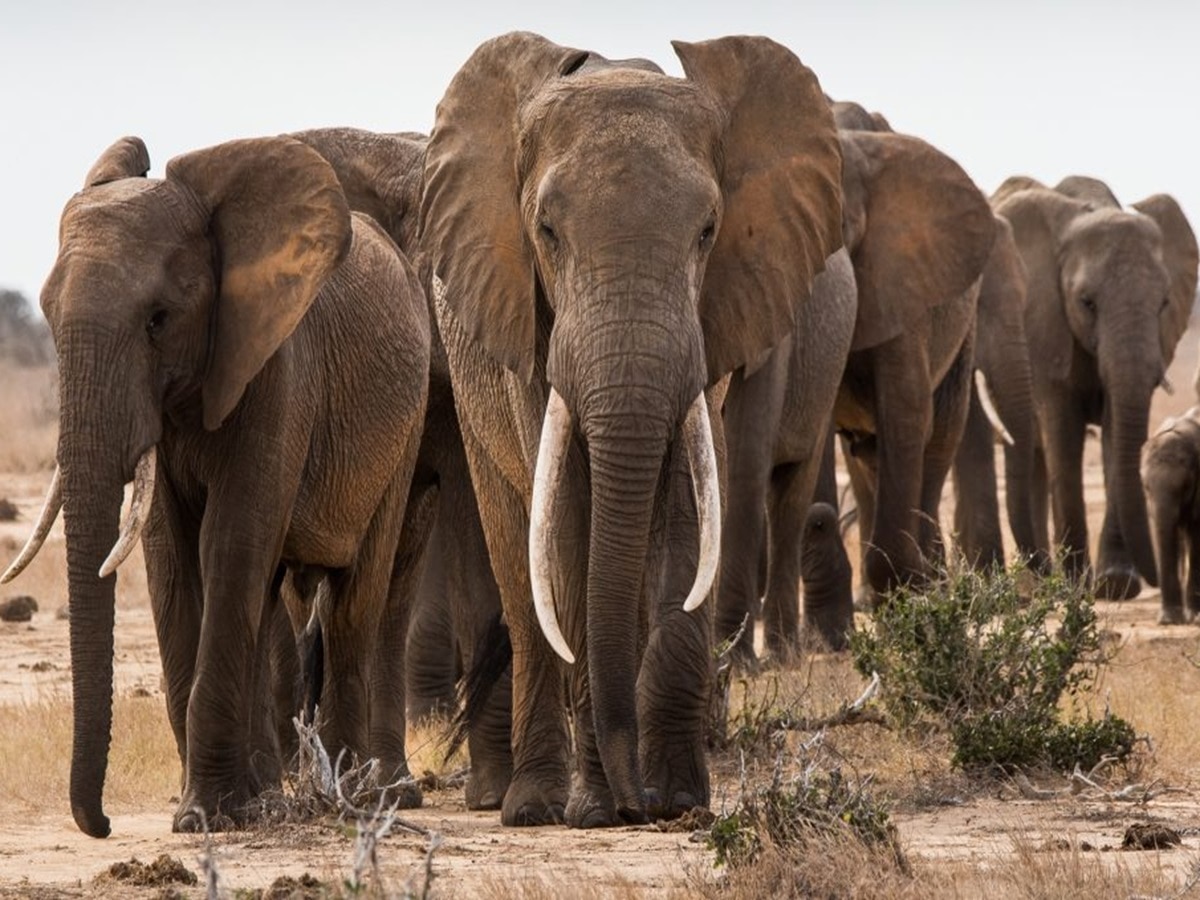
[0,690,180,814]
[0,363,56,474]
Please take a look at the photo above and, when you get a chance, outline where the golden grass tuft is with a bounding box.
[0,363,57,474]
[0,690,180,815]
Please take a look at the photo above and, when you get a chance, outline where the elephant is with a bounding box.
[715,247,856,664]
[1,135,432,836]
[951,215,1042,571]
[288,126,514,810]
[830,104,997,596]
[419,33,844,827]
[992,175,1199,598]
[1142,407,1200,623]
[799,502,854,651]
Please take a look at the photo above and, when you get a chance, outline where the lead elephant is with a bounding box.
[420,33,843,827]
[1142,408,1200,623]
[290,126,513,810]
[2,135,431,836]
[715,247,856,664]
[831,106,997,595]
[993,176,1199,597]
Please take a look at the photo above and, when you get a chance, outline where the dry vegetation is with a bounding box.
[3,338,1200,898]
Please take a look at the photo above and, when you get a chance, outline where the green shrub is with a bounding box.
[849,562,1136,772]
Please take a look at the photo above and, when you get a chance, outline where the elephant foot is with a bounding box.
[172,788,250,834]
[1158,605,1193,626]
[565,776,647,829]
[465,759,512,810]
[640,735,709,823]
[1094,566,1142,601]
[500,773,567,826]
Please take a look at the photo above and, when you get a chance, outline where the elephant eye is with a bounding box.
[1161,295,1171,312]
[538,221,558,248]
[146,308,168,337]
[698,222,715,250]
[1080,294,1096,313]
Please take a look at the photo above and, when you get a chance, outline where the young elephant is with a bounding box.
[2,135,431,836]
[1142,408,1200,624]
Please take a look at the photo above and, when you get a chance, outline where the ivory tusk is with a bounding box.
[98,446,157,578]
[528,389,576,664]
[1,465,63,584]
[974,370,1015,447]
[682,392,721,613]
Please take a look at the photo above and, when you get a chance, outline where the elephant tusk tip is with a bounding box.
[682,590,707,613]
[97,557,119,579]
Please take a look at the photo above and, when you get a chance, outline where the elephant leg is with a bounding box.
[813,426,839,510]
[1155,508,1185,623]
[405,514,458,722]
[841,434,877,608]
[866,333,933,594]
[1095,419,1142,599]
[953,388,1004,569]
[266,588,302,768]
[1030,445,1051,555]
[1186,527,1200,621]
[765,461,807,662]
[142,473,203,781]
[717,354,788,664]
[637,435,713,823]
[443,463,512,812]
[1040,395,1089,583]
[920,336,974,567]
[461,422,569,827]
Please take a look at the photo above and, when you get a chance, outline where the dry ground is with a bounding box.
[2,327,1200,899]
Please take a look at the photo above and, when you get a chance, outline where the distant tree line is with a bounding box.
[0,290,53,367]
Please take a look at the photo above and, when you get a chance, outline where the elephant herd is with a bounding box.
[2,31,1197,838]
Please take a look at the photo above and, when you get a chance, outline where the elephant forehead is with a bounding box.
[520,72,720,162]
[62,179,204,251]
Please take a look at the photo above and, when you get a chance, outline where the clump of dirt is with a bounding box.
[0,595,37,622]
[656,806,717,833]
[238,873,328,899]
[1122,823,1182,850]
[0,498,18,521]
[97,854,198,887]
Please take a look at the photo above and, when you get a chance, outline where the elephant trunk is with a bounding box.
[985,356,1041,567]
[1150,489,1182,617]
[584,426,667,821]
[59,399,126,838]
[56,331,158,838]
[1109,389,1159,587]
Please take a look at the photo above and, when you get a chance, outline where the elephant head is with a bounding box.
[289,128,427,256]
[994,179,1199,587]
[420,32,842,819]
[7,135,349,837]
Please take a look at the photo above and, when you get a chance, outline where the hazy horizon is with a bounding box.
[2,0,1196,308]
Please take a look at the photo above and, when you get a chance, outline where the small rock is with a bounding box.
[0,498,18,522]
[1122,823,1181,850]
[0,595,38,622]
[264,873,327,899]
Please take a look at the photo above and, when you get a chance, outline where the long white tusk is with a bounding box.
[98,446,157,578]
[528,389,576,664]
[974,370,1014,447]
[1,465,63,584]
[682,392,721,613]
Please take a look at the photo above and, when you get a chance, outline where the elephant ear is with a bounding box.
[84,136,150,187]
[839,131,995,352]
[167,136,352,430]
[291,128,427,255]
[420,32,589,381]
[673,35,843,382]
[1131,193,1199,366]
[1054,175,1121,209]
[993,186,1086,383]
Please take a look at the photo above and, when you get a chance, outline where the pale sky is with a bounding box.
[2,0,1196,307]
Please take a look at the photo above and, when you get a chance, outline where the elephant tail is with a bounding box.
[300,620,324,726]
[444,610,511,763]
